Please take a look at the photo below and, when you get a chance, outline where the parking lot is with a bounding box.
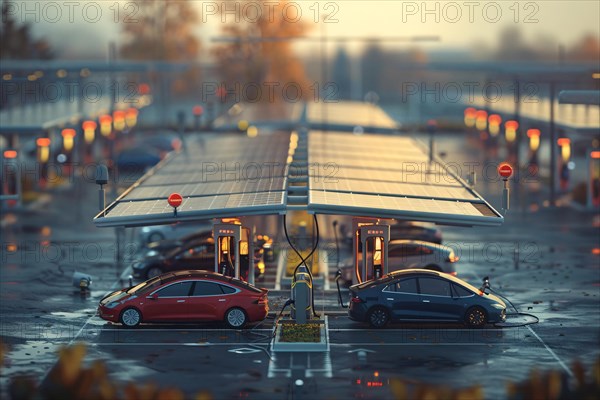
[2,132,599,399]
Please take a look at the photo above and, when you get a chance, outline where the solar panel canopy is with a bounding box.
[94,102,503,228]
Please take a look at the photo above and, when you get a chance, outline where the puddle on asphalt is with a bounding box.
[50,309,96,319]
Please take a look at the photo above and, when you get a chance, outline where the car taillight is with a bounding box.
[254,296,268,304]
[351,297,364,304]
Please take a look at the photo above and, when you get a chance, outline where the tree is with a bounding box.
[212,0,311,103]
[0,1,53,59]
[119,0,201,95]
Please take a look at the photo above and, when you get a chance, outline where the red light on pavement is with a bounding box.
[591,151,600,159]
[527,129,540,138]
[168,193,183,208]
[36,138,51,147]
[498,163,513,179]
[3,150,17,159]
[61,128,76,138]
[138,83,150,95]
[557,138,571,146]
[193,105,204,116]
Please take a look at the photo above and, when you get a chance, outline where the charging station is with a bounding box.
[213,221,255,283]
[352,218,390,284]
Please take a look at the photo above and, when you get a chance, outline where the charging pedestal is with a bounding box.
[214,223,242,278]
[290,266,313,324]
[352,218,390,284]
[239,227,255,284]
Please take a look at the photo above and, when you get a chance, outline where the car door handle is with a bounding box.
[387,298,394,301]
[218,299,226,302]
[422,300,430,303]
[177,300,185,303]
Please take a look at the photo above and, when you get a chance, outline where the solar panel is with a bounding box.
[94,102,502,228]
[307,130,502,225]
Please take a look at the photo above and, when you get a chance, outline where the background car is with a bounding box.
[341,240,459,283]
[348,269,506,328]
[389,221,443,244]
[133,237,265,281]
[98,270,269,328]
[144,229,213,256]
[138,221,212,245]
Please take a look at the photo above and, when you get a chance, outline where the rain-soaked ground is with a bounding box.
[1,134,599,399]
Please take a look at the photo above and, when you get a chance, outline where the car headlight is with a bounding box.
[105,301,120,309]
[145,250,158,257]
[491,303,505,309]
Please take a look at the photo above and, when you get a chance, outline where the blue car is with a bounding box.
[348,269,506,328]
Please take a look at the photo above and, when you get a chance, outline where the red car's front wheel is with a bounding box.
[120,308,142,328]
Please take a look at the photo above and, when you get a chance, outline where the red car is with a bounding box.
[98,270,269,328]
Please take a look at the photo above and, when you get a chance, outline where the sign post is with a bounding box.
[498,163,513,213]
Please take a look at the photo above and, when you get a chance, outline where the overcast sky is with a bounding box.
[9,0,599,59]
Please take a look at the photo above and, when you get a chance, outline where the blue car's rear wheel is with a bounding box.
[367,307,389,328]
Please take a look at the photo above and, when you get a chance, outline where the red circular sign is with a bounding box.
[168,193,183,208]
[498,163,513,178]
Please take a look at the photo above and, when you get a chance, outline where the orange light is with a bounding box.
[82,120,97,143]
[193,105,204,116]
[505,120,519,143]
[113,110,126,131]
[99,115,112,136]
[592,248,600,255]
[488,114,502,125]
[528,129,540,151]
[3,150,17,159]
[558,138,571,162]
[464,107,476,117]
[125,108,138,128]
[475,110,487,131]
[527,129,540,138]
[61,128,76,138]
[36,138,51,147]
[374,371,379,377]
[591,151,600,159]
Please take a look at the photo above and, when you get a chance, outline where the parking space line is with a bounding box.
[526,325,573,377]
[40,265,133,383]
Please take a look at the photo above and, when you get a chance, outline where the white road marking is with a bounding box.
[526,325,574,377]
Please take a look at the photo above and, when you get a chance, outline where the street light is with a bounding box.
[464,107,476,128]
[527,129,540,152]
[113,110,126,132]
[558,138,571,162]
[125,108,139,128]
[61,128,76,152]
[82,121,97,144]
[488,114,502,137]
[505,120,519,143]
[99,115,112,137]
[36,138,51,163]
